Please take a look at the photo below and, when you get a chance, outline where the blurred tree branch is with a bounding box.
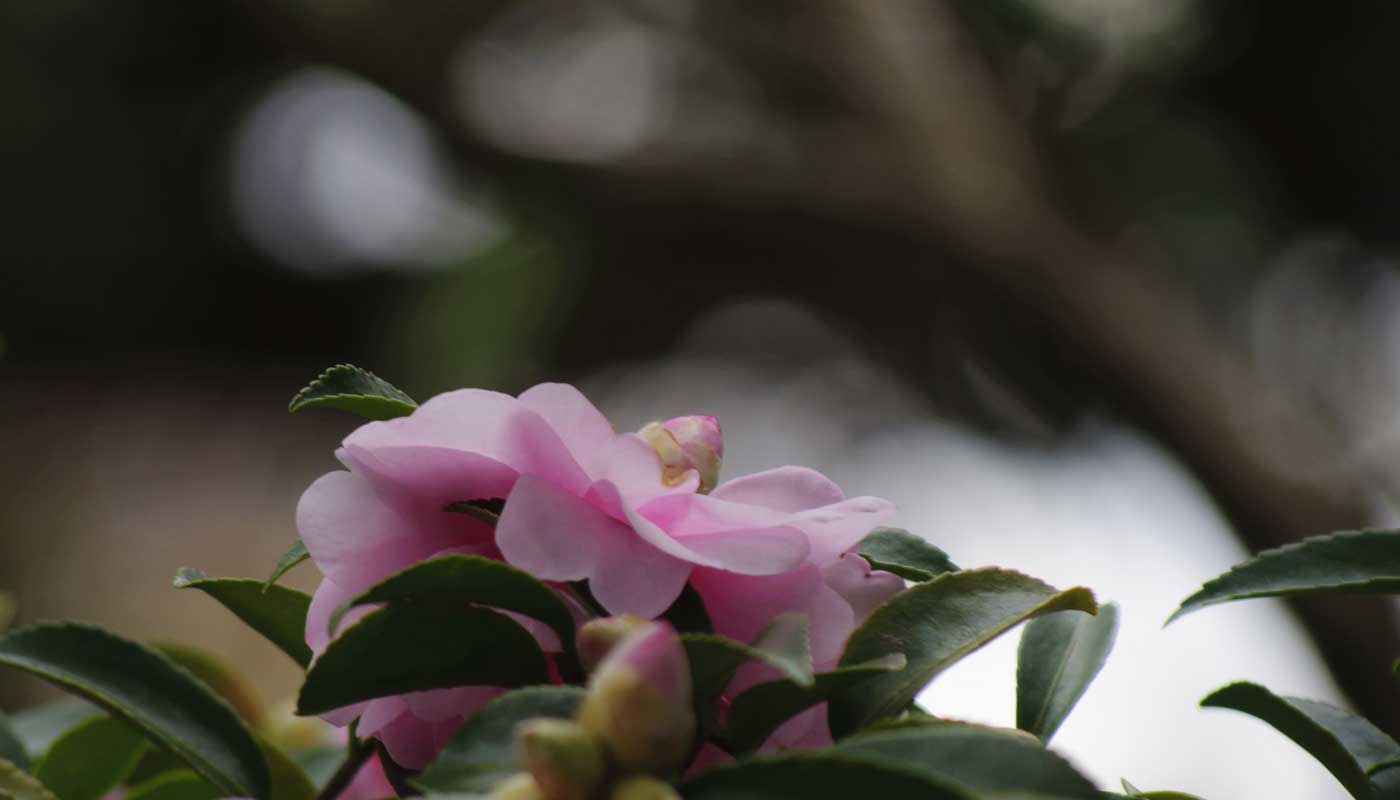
[250,0,1400,729]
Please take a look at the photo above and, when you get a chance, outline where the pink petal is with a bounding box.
[822,553,904,621]
[495,476,603,581]
[345,388,592,495]
[344,388,519,456]
[517,383,616,470]
[337,754,397,800]
[793,496,897,564]
[679,528,810,576]
[637,493,811,575]
[376,710,441,770]
[588,526,693,617]
[340,444,518,518]
[710,467,846,512]
[690,564,855,667]
[761,704,831,751]
[403,686,504,723]
[357,697,407,737]
[306,577,374,655]
[496,476,691,616]
[297,471,404,587]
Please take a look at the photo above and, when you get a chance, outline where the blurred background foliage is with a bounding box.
[6,1,1400,794]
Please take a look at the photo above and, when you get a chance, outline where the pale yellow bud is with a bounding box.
[489,773,546,800]
[577,614,650,673]
[517,719,605,800]
[576,623,695,776]
[609,776,682,800]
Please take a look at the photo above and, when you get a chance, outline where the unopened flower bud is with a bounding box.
[639,415,723,493]
[517,719,604,800]
[609,776,682,800]
[577,614,650,673]
[576,622,695,775]
[489,773,546,800]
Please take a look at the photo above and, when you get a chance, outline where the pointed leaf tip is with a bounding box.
[1168,529,1400,625]
[288,364,416,421]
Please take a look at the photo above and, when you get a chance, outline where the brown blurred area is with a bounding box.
[6,0,1400,741]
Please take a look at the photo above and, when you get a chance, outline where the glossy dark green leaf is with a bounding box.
[679,752,976,799]
[155,645,262,724]
[724,655,907,754]
[9,700,99,760]
[835,724,1099,798]
[0,712,30,772]
[414,686,586,793]
[1201,681,1400,799]
[327,555,574,651]
[298,605,548,716]
[173,569,312,668]
[858,529,958,582]
[1170,530,1400,624]
[0,623,270,799]
[264,542,309,591]
[829,568,1096,737]
[35,716,148,800]
[124,770,221,800]
[682,613,813,730]
[661,583,713,634]
[0,759,57,800]
[1016,602,1119,743]
[288,364,416,421]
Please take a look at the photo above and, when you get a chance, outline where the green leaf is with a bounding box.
[0,758,57,800]
[1201,681,1400,799]
[0,712,30,772]
[0,623,270,799]
[414,686,586,793]
[288,364,416,421]
[155,645,262,724]
[35,716,148,800]
[724,655,907,754]
[682,614,813,730]
[858,529,958,582]
[264,542,309,591]
[1169,529,1400,624]
[661,583,713,634]
[173,569,312,668]
[679,751,976,799]
[835,724,1099,798]
[327,555,575,652]
[829,568,1097,738]
[1016,602,1120,743]
[9,701,100,760]
[259,738,316,800]
[298,605,548,716]
[124,770,221,800]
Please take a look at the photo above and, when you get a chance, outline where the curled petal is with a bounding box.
[822,552,904,621]
[793,496,897,564]
[517,383,616,471]
[710,467,846,512]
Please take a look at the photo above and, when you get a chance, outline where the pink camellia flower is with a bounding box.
[298,382,901,766]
